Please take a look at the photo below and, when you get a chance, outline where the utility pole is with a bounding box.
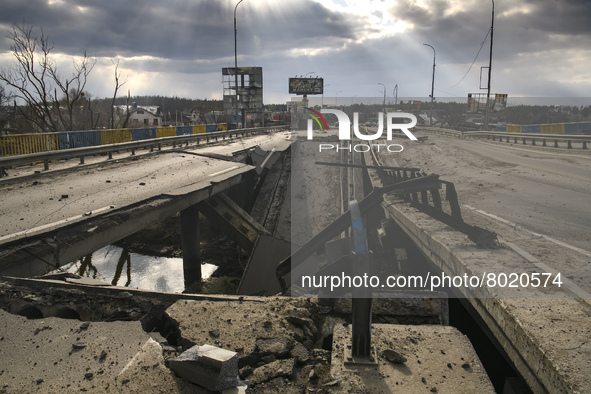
[234,0,245,129]
[484,0,495,130]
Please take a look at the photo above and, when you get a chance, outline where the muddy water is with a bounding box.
[55,245,217,293]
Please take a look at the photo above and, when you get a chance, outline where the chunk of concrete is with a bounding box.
[169,344,239,391]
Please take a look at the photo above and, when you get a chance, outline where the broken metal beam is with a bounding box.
[198,193,269,254]
[275,174,442,292]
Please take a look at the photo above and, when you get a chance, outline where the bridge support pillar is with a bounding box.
[181,204,201,289]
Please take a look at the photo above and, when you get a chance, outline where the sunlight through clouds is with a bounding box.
[1,0,590,102]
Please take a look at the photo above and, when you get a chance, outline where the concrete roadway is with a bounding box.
[394,132,591,250]
[384,130,591,293]
[446,138,591,251]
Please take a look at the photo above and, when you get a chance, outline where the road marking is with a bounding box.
[463,204,591,258]
[483,169,501,175]
[465,203,591,301]
[208,166,239,177]
[433,146,443,151]
[0,205,115,244]
[499,238,591,302]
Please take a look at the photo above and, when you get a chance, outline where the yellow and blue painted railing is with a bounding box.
[0,123,231,157]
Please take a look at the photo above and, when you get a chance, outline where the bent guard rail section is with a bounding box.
[368,152,497,249]
[275,174,442,293]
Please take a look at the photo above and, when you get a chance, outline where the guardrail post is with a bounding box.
[531,138,536,146]
[444,182,462,220]
[543,139,547,147]
[523,137,527,145]
[108,152,113,159]
[349,201,373,361]
[431,188,443,210]
[79,156,85,165]
[584,141,587,149]
[567,140,572,149]
[181,204,201,289]
[44,159,49,171]
[554,140,559,148]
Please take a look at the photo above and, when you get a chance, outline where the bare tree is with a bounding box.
[110,59,128,129]
[1,84,15,132]
[0,23,96,133]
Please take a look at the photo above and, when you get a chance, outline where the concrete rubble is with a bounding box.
[0,277,495,393]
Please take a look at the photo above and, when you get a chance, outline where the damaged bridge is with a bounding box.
[0,132,291,289]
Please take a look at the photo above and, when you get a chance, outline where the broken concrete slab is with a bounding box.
[0,309,197,393]
[249,358,295,385]
[169,344,239,391]
[330,323,495,393]
[165,298,320,359]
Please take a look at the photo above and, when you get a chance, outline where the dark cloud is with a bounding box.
[0,0,357,62]
[1,0,589,100]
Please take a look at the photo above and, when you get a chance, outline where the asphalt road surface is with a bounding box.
[380,130,591,293]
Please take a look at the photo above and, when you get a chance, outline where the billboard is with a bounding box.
[222,67,263,111]
[468,93,508,113]
[289,77,324,95]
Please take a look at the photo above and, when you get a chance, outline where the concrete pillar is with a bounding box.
[181,204,201,289]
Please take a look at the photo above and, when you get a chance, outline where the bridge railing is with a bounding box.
[462,130,590,149]
[0,125,290,177]
[417,126,590,149]
[0,123,245,157]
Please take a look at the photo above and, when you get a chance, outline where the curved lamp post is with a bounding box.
[322,83,330,108]
[378,82,386,113]
[423,43,436,126]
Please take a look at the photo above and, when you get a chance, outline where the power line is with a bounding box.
[449,28,491,88]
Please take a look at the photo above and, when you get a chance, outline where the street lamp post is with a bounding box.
[378,83,386,114]
[393,84,398,107]
[322,83,330,108]
[234,0,245,129]
[336,90,342,107]
[484,0,495,130]
[423,43,436,126]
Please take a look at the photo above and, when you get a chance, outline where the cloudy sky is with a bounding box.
[1,0,590,105]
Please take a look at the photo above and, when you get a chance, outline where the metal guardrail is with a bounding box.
[0,125,289,177]
[416,126,463,138]
[418,126,590,149]
[463,130,590,149]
